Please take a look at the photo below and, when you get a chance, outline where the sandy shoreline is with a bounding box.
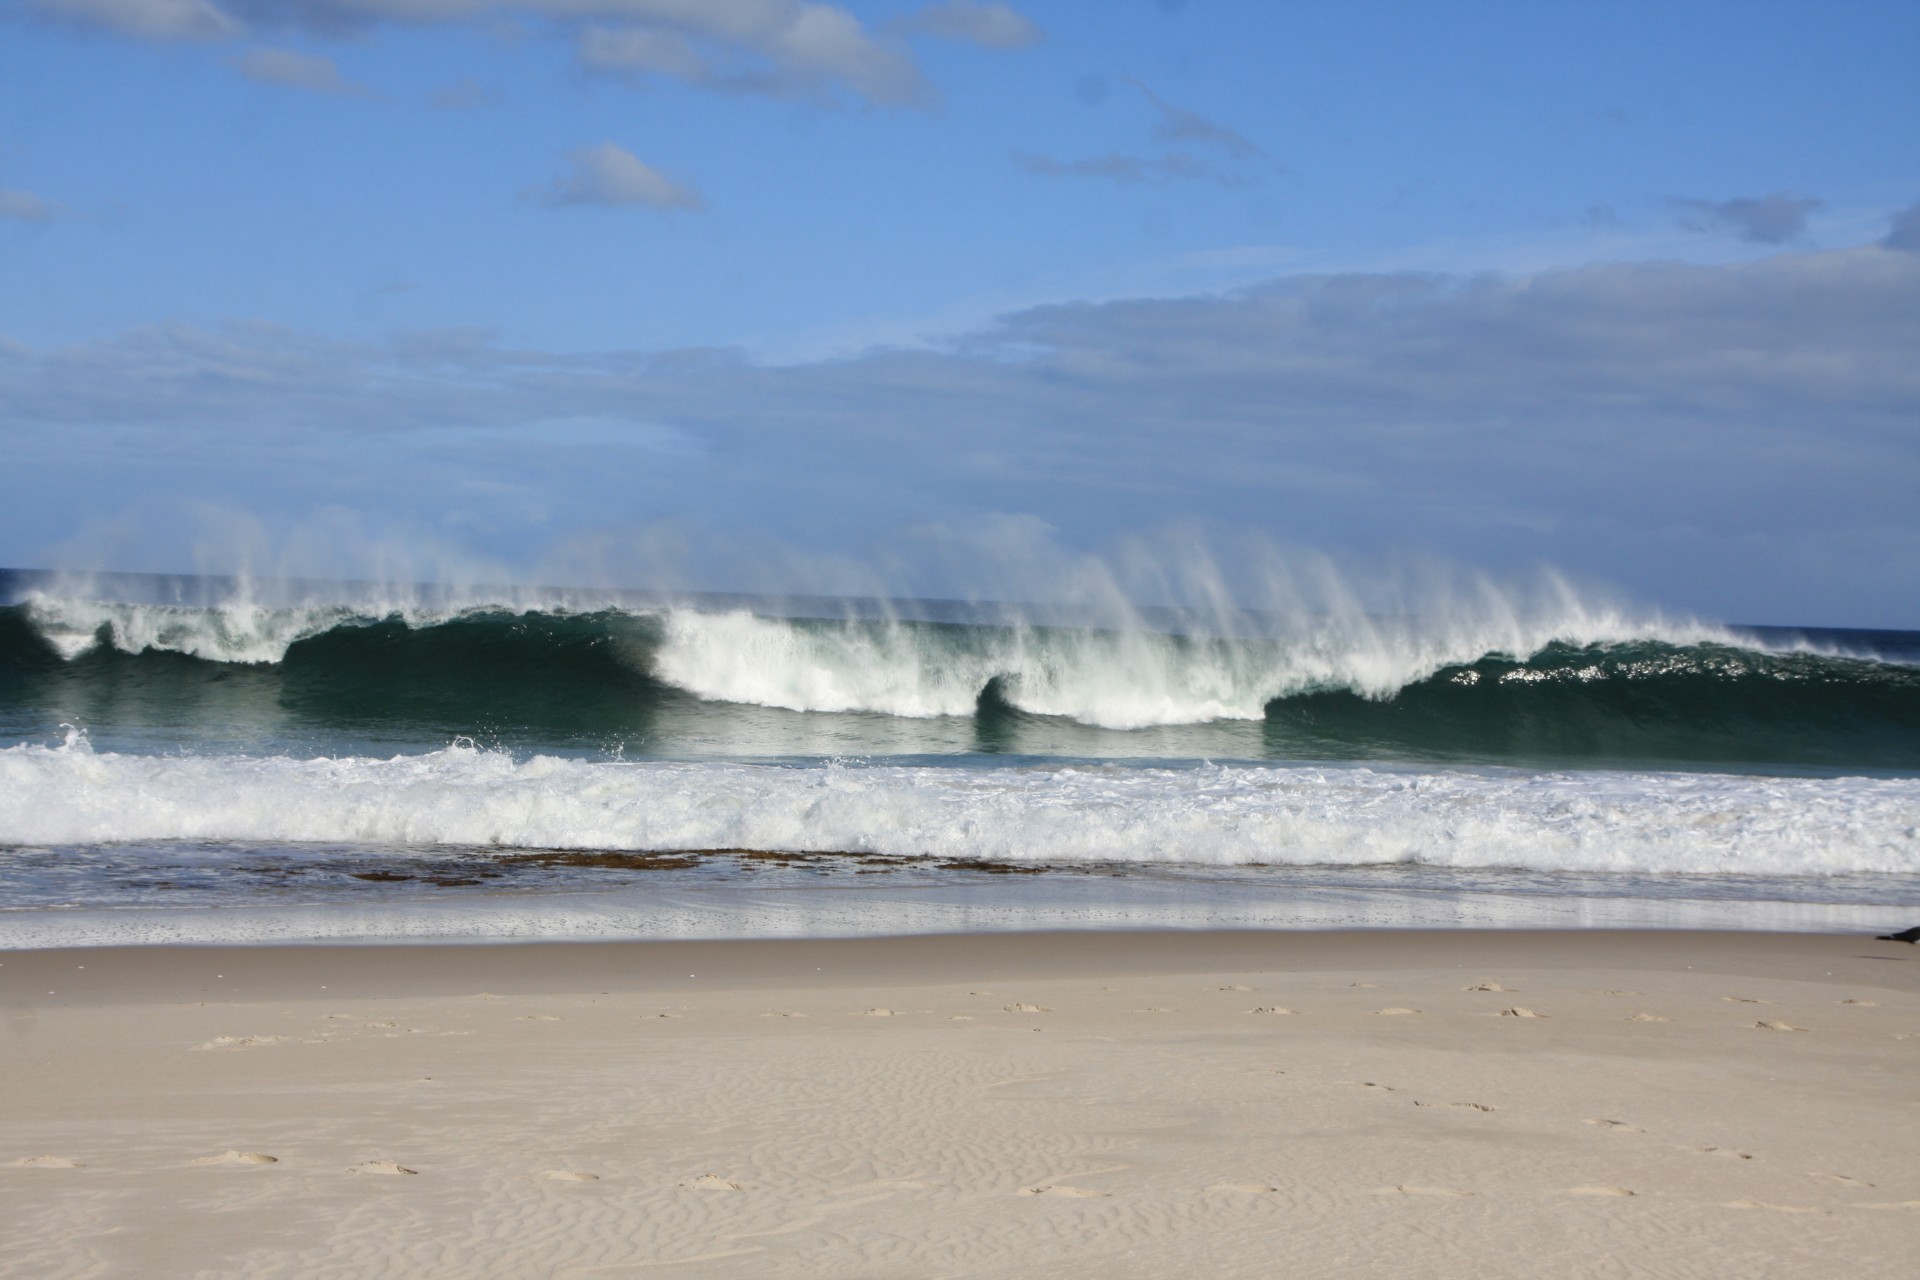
[5,929,1918,1277]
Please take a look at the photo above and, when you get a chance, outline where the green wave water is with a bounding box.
[4,598,1915,771]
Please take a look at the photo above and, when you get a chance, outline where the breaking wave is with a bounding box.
[4,593,1917,767]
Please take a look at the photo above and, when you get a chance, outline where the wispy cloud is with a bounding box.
[0,186,73,223]
[32,0,941,109]
[575,4,927,107]
[232,47,373,96]
[1126,79,1271,164]
[1673,192,1823,244]
[30,0,239,42]
[897,1,1042,49]
[1883,202,1920,252]
[1018,79,1276,186]
[533,143,702,211]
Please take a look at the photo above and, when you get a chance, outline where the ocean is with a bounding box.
[2,567,1916,947]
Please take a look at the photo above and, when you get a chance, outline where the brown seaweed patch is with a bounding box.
[512,850,702,872]
[934,859,1045,875]
[349,861,506,886]
[735,850,830,866]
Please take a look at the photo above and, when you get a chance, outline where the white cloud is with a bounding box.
[899,1,1041,49]
[30,0,239,41]
[0,187,70,222]
[577,2,925,105]
[33,0,931,107]
[232,47,371,95]
[536,142,702,211]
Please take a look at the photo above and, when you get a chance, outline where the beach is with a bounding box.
[4,929,1917,1278]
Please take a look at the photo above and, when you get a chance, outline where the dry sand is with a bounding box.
[2,929,1917,1278]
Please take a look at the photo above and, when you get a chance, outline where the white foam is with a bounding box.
[650,604,1730,729]
[19,570,1743,726]
[23,597,352,664]
[2,739,1913,877]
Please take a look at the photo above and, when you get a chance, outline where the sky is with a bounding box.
[1,0,1917,627]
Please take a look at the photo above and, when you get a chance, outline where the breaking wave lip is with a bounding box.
[3,737,1916,878]
[10,588,1771,731]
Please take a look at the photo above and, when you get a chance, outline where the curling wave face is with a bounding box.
[2,737,1916,877]
[3,593,1917,768]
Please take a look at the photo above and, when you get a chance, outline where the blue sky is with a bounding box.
[3,0,1918,626]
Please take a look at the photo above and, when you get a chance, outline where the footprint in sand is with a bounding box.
[1019,1184,1109,1198]
[1452,1102,1496,1112]
[1499,1007,1547,1018]
[1753,1021,1802,1032]
[1249,1007,1296,1015]
[192,1151,277,1166]
[1374,1008,1420,1016]
[1003,1003,1051,1013]
[1379,1185,1473,1197]
[1350,982,1381,989]
[1723,996,1765,1004]
[685,1174,749,1191]
[1807,1172,1873,1188]
[1464,982,1514,992]
[1217,984,1252,992]
[1685,1146,1753,1160]
[518,1014,562,1022]
[1586,1119,1644,1133]
[196,1035,289,1051]
[1207,1182,1277,1194]
[852,1008,898,1017]
[1564,1186,1635,1197]
[1135,1007,1173,1014]
[1593,990,1640,997]
[532,1169,599,1183]
[11,1155,83,1168]
[1628,1013,1669,1022]
[1838,998,1878,1006]
[1724,1200,1825,1214]
[948,1015,975,1021]
[759,1011,807,1018]
[348,1160,417,1176]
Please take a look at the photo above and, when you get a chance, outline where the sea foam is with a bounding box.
[2,738,1913,877]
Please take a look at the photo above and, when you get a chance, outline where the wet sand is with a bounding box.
[4,929,1917,1277]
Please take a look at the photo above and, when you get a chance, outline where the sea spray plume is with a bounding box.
[10,520,1742,722]
[20,504,608,663]
[631,529,1734,728]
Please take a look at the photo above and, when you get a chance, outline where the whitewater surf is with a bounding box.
[2,568,1915,945]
